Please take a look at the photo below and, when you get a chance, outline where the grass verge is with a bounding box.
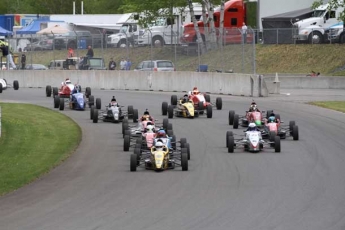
[0,103,81,196]
[308,101,345,113]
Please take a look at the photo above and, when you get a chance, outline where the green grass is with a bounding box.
[20,43,345,75]
[0,103,81,196]
[308,101,345,113]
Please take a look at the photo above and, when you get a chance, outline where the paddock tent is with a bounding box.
[16,18,63,35]
[0,26,13,36]
[261,7,314,44]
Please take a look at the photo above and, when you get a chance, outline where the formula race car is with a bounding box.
[45,80,91,99]
[226,126,281,153]
[53,91,100,111]
[130,140,189,172]
[91,102,138,124]
[0,79,19,93]
[162,95,212,119]
[261,115,299,141]
[187,87,222,111]
[228,108,268,129]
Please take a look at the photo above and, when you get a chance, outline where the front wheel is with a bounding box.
[308,31,323,44]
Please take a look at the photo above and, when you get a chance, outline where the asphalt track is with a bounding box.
[1,88,345,230]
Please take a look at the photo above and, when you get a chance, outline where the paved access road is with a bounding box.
[1,88,345,230]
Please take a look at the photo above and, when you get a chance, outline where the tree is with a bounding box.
[187,0,206,53]
[218,0,225,47]
[312,0,345,27]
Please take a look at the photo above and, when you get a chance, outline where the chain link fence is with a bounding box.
[5,26,340,72]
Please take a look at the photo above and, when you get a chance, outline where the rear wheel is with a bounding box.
[205,94,210,102]
[206,105,212,118]
[93,109,98,123]
[54,96,60,108]
[133,109,138,122]
[181,149,188,171]
[128,105,134,119]
[122,122,129,134]
[171,95,177,105]
[233,114,239,129]
[289,121,295,132]
[163,118,169,130]
[46,85,52,97]
[59,98,65,110]
[216,97,222,110]
[85,87,91,98]
[269,131,276,142]
[167,123,173,131]
[229,110,235,125]
[167,130,174,137]
[184,143,190,160]
[13,80,19,90]
[0,83,2,93]
[88,95,94,107]
[168,105,174,118]
[162,102,168,115]
[124,135,130,151]
[53,87,58,97]
[292,125,299,140]
[198,101,204,110]
[96,98,101,109]
[227,136,234,153]
[130,154,137,171]
[226,131,233,147]
[274,136,281,152]
[90,105,94,119]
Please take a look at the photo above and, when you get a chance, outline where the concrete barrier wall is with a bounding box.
[0,70,262,97]
[264,76,345,89]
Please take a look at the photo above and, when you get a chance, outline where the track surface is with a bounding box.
[1,88,345,230]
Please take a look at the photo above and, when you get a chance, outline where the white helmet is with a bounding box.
[146,125,154,132]
[155,141,163,149]
[65,80,71,84]
[248,123,256,131]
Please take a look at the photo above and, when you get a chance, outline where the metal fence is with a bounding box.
[3,26,345,73]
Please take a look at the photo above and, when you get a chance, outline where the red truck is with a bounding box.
[181,0,253,44]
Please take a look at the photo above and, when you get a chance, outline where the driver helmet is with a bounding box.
[183,94,189,103]
[268,116,276,123]
[72,88,78,94]
[157,129,166,138]
[252,105,257,111]
[65,78,71,84]
[155,141,163,149]
[144,110,150,115]
[193,88,199,95]
[248,123,257,131]
[111,96,116,102]
[146,124,154,132]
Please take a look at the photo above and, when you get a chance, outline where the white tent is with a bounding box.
[36,25,71,35]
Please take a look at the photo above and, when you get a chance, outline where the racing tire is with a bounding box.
[184,143,190,160]
[168,105,174,118]
[124,130,131,137]
[205,94,210,102]
[134,147,141,165]
[274,136,281,153]
[162,102,168,115]
[226,131,233,147]
[93,109,99,123]
[85,87,91,98]
[289,121,295,132]
[124,135,130,151]
[167,130,174,137]
[0,83,2,93]
[46,85,52,97]
[54,96,60,108]
[216,97,222,110]
[122,122,129,135]
[171,95,178,106]
[233,114,239,129]
[123,118,128,124]
[292,125,299,141]
[180,138,187,147]
[53,87,58,97]
[163,118,169,130]
[90,106,94,119]
[13,80,19,90]
[130,154,137,171]
[206,105,212,118]
[181,149,188,171]
[96,98,101,109]
[227,136,234,153]
[59,98,65,111]
[229,110,235,125]
[88,95,94,107]
[136,138,142,145]
[133,109,138,123]
[197,101,204,110]
[127,106,134,119]
[167,123,173,131]
[269,131,276,142]
[171,135,176,150]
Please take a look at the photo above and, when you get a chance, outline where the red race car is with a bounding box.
[45,78,91,99]
[188,87,222,111]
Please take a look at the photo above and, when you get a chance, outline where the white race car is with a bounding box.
[0,79,19,93]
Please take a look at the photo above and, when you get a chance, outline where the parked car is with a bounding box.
[134,60,175,71]
[25,64,48,70]
[49,31,103,49]
[24,39,65,51]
